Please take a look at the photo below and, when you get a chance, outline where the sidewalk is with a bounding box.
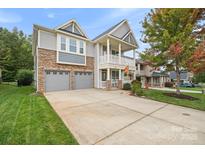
[149,87,202,94]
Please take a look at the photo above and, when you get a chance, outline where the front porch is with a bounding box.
[99,68,135,90]
[141,76,169,88]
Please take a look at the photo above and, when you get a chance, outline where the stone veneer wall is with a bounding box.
[37,48,94,93]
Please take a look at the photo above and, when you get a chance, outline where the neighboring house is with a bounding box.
[169,71,193,83]
[33,19,137,93]
[135,60,169,88]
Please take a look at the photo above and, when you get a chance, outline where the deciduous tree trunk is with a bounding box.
[175,65,181,95]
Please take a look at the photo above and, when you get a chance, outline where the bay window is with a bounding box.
[59,34,85,55]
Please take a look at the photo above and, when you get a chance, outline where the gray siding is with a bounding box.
[169,71,188,80]
[86,42,95,57]
[111,22,129,38]
[39,31,56,50]
[59,52,85,64]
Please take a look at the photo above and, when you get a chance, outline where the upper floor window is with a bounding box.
[69,39,77,52]
[60,36,66,51]
[79,41,84,54]
[140,64,144,70]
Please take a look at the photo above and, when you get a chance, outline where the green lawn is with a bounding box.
[0,84,78,145]
[179,87,203,91]
[143,89,205,111]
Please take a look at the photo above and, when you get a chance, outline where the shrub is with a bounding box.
[165,82,174,88]
[123,83,131,90]
[16,69,33,86]
[2,70,16,82]
[131,80,143,96]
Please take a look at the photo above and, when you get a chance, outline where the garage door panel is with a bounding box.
[75,72,93,89]
[45,70,69,92]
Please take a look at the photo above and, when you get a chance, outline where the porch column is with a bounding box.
[118,69,122,89]
[160,77,163,88]
[107,38,110,63]
[119,43,121,64]
[107,68,110,80]
[106,68,111,90]
[133,49,136,66]
[133,49,136,80]
[151,77,154,87]
[137,63,140,75]
[96,43,100,88]
[119,69,122,80]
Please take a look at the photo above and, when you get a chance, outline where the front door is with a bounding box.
[111,70,119,87]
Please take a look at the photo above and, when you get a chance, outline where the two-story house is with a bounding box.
[135,60,169,88]
[33,19,137,92]
[169,70,193,83]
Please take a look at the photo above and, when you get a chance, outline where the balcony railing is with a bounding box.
[99,55,135,68]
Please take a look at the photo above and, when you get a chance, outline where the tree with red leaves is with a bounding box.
[141,9,205,94]
[188,41,205,74]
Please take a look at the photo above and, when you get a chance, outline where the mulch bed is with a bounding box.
[163,92,199,101]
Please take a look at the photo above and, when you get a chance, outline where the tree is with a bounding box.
[188,41,205,74]
[141,8,205,94]
[0,27,33,81]
[193,72,205,83]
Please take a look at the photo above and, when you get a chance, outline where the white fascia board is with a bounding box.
[108,34,137,48]
[55,29,90,41]
[54,19,75,30]
[122,30,131,40]
[54,19,89,39]
[108,19,127,35]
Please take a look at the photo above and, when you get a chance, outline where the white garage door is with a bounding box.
[45,70,69,92]
[75,72,93,89]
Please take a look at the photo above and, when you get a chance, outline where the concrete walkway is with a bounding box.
[45,89,205,144]
[149,87,202,94]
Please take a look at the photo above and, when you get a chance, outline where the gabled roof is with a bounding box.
[55,19,88,39]
[92,19,126,41]
[92,19,137,46]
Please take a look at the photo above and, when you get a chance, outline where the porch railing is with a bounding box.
[99,55,135,67]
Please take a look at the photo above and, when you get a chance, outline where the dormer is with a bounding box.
[55,19,88,39]
[55,20,89,66]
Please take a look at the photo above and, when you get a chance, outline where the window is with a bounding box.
[74,25,81,35]
[70,39,77,52]
[69,39,77,52]
[65,25,72,32]
[112,50,118,56]
[102,71,107,81]
[103,46,107,52]
[79,41,84,54]
[60,36,66,51]
[140,64,144,70]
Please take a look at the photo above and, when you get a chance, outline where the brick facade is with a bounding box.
[118,80,123,89]
[37,48,94,93]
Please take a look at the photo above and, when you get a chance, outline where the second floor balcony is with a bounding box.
[99,54,136,70]
[97,36,137,71]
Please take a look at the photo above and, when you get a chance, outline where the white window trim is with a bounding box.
[57,34,86,56]
[69,38,77,53]
[60,36,66,51]
[56,34,86,66]
[79,40,85,54]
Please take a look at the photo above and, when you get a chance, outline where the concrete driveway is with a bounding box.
[45,89,205,144]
